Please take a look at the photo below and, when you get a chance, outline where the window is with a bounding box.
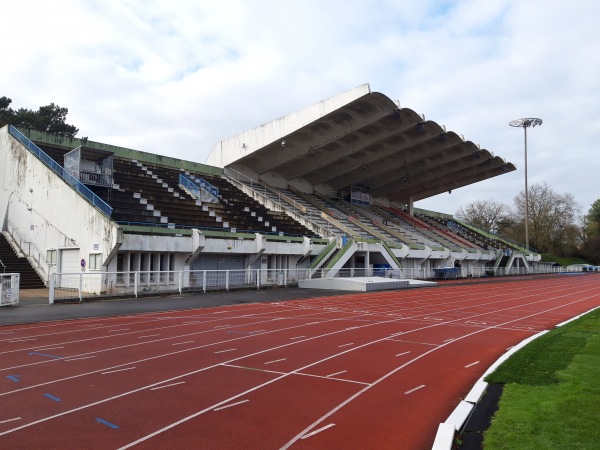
[89,253,102,271]
[47,249,57,265]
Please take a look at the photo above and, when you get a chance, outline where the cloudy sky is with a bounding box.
[2,0,599,216]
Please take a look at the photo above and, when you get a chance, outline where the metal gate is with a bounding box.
[0,273,20,306]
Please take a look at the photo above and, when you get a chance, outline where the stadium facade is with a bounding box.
[0,84,539,296]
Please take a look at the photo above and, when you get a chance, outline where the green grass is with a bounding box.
[540,253,590,266]
[482,308,600,449]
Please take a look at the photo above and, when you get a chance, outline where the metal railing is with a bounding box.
[6,222,48,278]
[45,264,595,303]
[224,168,307,214]
[179,173,220,199]
[8,125,113,217]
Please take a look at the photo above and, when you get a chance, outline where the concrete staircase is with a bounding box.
[0,233,46,288]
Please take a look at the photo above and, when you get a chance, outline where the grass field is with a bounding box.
[482,307,600,449]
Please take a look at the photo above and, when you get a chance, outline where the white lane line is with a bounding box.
[396,351,411,357]
[10,285,592,445]
[0,417,21,424]
[33,346,64,351]
[290,336,306,340]
[214,348,237,354]
[264,358,287,365]
[150,382,186,391]
[300,423,336,440]
[338,343,354,348]
[443,338,455,343]
[64,356,95,362]
[138,334,160,339]
[8,338,37,343]
[326,370,347,378]
[102,367,136,375]
[404,384,426,395]
[387,339,438,346]
[214,325,231,329]
[464,361,480,368]
[0,331,15,334]
[172,341,195,346]
[213,399,249,411]
[108,329,130,333]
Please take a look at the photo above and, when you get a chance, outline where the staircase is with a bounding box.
[0,234,46,288]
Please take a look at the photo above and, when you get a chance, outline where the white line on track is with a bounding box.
[0,417,21,424]
[172,341,195,346]
[290,336,306,340]
[8,338,37,343]
[300,423,335,439]
[279,288,600,449]
[138,335,160,339]
[214,348,237,354]
[338,343,354,348]
[150,382,186,391]
[404,384,426,395]
[326,370,347,378]
[387,339,438,346]
[213,399,249,411]
[102,367,136,375]
[4,281,598,446]
[108,329,130,333]
[396,351,411,357]
[33,346,64,351]
[264,358,287,365]
[64,356,95,362]
[464,361,480,368]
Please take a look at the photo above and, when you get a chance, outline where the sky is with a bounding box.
[2,0,599,216]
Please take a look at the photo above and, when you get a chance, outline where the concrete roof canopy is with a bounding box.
[205,84,515,205]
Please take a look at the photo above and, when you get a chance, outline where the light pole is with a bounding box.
[509,118,542,250]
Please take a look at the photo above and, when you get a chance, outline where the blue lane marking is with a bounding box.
[95,418,119,429]
[6,375,21,382]
[29,352,62,359]
[43,393,61,402]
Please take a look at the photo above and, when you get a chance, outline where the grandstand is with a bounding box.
[0,83,541,297]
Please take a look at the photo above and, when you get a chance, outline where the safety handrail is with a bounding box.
[224,167,307,214]
[8,125,113,217]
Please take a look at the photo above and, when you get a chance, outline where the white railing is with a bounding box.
[0,273,20,306]
[45,265,592,303]
[6,222,49,278]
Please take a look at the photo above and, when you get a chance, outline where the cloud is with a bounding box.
[2,0,599,215]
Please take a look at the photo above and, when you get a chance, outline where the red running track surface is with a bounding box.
[1,274,599,449]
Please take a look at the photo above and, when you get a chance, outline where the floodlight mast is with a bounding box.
[509,118,543,250]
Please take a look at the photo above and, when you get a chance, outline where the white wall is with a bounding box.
[206,84,371,167]
[0,127,121,278]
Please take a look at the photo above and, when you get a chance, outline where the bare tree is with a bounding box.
[513,182,580,253]
[455,199,511,234]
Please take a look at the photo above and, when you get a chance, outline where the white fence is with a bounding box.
[46,265,592,303]
[0,273,20,306]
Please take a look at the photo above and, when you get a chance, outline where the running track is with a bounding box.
[1,274,599,449]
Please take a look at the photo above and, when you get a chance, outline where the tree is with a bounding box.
[513,182,580,254]
[455,199,512,234]
[587,199,600,230]
[0,96,78,138]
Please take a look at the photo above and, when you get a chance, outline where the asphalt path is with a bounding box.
[0,288,354,326]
